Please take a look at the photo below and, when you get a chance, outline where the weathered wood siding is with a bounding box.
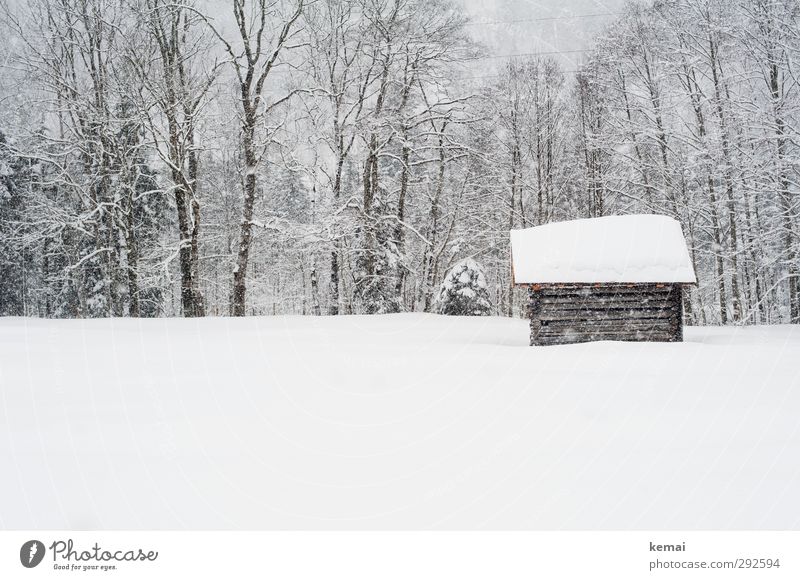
[527,283,684,346]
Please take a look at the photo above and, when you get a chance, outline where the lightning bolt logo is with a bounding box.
[20,540,46,568]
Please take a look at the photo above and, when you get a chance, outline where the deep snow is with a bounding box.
[510,214,696,284]
[0,314,798,529]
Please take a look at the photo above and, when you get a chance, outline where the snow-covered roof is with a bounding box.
[511,214,696,284]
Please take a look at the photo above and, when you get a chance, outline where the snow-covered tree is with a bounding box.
[0,130,26,316]
[0,0,798,325]
[435,258,492,316]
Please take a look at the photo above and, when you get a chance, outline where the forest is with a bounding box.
[0,0,797,325]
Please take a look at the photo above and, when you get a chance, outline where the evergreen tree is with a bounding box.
[354,189,401,315]
[435,258,492,316]
[0,130,25,315]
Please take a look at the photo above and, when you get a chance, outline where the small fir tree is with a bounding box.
[435,258,492,316]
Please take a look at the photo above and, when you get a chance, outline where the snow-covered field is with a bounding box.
[1,314,798,530]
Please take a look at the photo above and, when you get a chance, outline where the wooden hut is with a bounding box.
[510,215,696,346]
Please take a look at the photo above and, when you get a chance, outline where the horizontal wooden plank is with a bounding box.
[528,283,680,291]
[532,306,678,317]
[535,329,677,340]
[534,334,680,345]
[537,311,680,321]
[535,321,676,329]
[535,303,679,313]
[530,301,679,310]
[534,295,678,306]
[535,323,678,334]
[537,311,678,323]
[531,283,677,292]
[533,294,678,305]
[535,331,677,341]
[535,334,677,344]
[533,326,680,338]
[534,295,677,305]
[533,310,679,320]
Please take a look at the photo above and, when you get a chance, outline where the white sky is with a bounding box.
[458,0,627,72]
[0,0,630,119]
[198,0,628,74]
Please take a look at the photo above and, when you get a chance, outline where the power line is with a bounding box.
[457,48,591,61]
[459,69,582,81]
[463,12,620,27]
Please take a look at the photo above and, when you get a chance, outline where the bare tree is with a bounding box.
[214,0,305,316]
[130,0,217,317]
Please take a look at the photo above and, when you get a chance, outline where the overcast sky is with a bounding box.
[459,0,627,73]
[0,0,630,95]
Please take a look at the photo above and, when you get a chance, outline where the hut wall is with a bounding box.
[527,283,684,346]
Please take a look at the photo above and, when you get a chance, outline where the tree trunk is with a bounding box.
[708,38,742,322]
[232,119,258,316]
[187,123,205,316]
[422,129,446,312]
[394,137,410,301]
[770,63,799,322]
[310,266,321,316]
[328,154,345,315]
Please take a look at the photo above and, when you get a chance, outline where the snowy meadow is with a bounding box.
[2,315,798,529]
